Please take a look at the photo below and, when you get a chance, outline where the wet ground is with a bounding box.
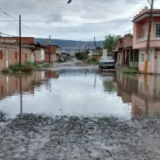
[1,64,160,159]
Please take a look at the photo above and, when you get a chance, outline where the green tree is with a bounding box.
[75,52,83,60]
[103,35,121,51]
[96,46,102,50]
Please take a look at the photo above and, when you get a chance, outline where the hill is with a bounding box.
[35,38,104,55]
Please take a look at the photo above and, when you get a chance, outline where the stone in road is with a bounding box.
[0,114,160,160]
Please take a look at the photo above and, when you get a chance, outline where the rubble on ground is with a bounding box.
[0,113,160,160]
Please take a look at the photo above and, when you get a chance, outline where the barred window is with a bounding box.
[141,53,144,63]
[156,23,160,38]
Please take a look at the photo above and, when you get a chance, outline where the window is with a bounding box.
[140,82,144,91]
[141,53,144,63]
[15,52,18,59]
[142,26,145,38]
[25,53,27,59]
[0,51,3,59]
[156,23,160,38]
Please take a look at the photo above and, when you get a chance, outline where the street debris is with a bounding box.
[0,113,160,160]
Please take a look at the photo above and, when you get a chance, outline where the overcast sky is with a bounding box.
[0,0,160,41]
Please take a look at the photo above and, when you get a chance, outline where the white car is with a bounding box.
[98,56,115,69]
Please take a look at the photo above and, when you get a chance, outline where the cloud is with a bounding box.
[0,0,159,40]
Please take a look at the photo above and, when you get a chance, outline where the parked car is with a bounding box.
[59,57,65,62]
[98,56,115,69]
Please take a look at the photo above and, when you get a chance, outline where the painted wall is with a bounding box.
[138,48,159,74]
[133,16,160,49]
[0,45,37,69]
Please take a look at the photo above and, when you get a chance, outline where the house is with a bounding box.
[88,49,103,60]
[133,6,160,74]
[44,45,60,63]
[112,34,138,67]
[34,42,46,63]
[0,37,45,69]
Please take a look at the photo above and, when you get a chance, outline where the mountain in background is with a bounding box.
[35,38,104,55]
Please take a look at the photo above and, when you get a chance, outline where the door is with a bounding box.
[5,49,9,68]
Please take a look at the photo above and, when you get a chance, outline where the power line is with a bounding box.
[0,8,41,36]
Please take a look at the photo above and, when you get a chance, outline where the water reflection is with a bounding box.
[113,72,160,117]
[0,70,160,119]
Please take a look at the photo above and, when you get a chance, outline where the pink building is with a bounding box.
[133,7,160,74]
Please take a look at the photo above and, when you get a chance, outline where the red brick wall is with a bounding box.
[0,49,6,68]
[123,35,133,47]
[0,37,34,45]
[0,46,35,69]
[45,45,58,53]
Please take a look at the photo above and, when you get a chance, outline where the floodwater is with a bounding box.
[0,69,160,119]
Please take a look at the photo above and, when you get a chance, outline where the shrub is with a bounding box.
[1,68,11,74]
[122,67,140,74]
[26,61,38,68]
[8,61,38,73]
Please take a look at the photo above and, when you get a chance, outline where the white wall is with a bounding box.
[41,49,45,62]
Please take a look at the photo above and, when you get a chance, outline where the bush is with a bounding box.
[122,67,140,74]
[75,52,83,60]
[26,61,38,68]
[8,61,38,73]
[1,68,11,74]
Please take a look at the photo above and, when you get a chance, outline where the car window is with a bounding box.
[101,56,113,60]
[107,56,113,60]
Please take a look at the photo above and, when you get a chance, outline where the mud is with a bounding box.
[0,114,160,160]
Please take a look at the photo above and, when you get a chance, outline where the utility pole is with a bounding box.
[49,35,51,63]
[144,0,154,116]
[94,37,97,49]
[144,0,154,74]
[19,15,21,66]
[19,77,23,115]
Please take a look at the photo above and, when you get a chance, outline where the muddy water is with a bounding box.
[0,70,160,119]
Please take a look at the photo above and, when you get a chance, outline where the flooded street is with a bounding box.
[0,69,160,119]
[1,69,160,160]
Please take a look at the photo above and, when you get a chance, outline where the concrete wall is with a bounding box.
[0,45,38,69]
[138,48,159,74]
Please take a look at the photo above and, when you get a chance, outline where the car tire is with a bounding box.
[99,65,102,69]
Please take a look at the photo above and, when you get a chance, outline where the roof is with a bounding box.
[133,7,160,22]
[44,44,59,48]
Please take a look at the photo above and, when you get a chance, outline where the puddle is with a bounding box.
[0,70,160,119]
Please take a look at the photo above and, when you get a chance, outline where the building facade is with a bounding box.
[44,45,60,63]
[0,37,46,69]
[133,7,160,73]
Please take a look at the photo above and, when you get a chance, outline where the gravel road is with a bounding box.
[0,113,160,160]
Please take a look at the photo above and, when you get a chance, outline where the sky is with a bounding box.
[0,0,160,41]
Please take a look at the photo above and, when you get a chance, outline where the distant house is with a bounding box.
[44,45,60,63]
[133,6,160,73]
[112,34,139,67]
[88,49,103,60]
